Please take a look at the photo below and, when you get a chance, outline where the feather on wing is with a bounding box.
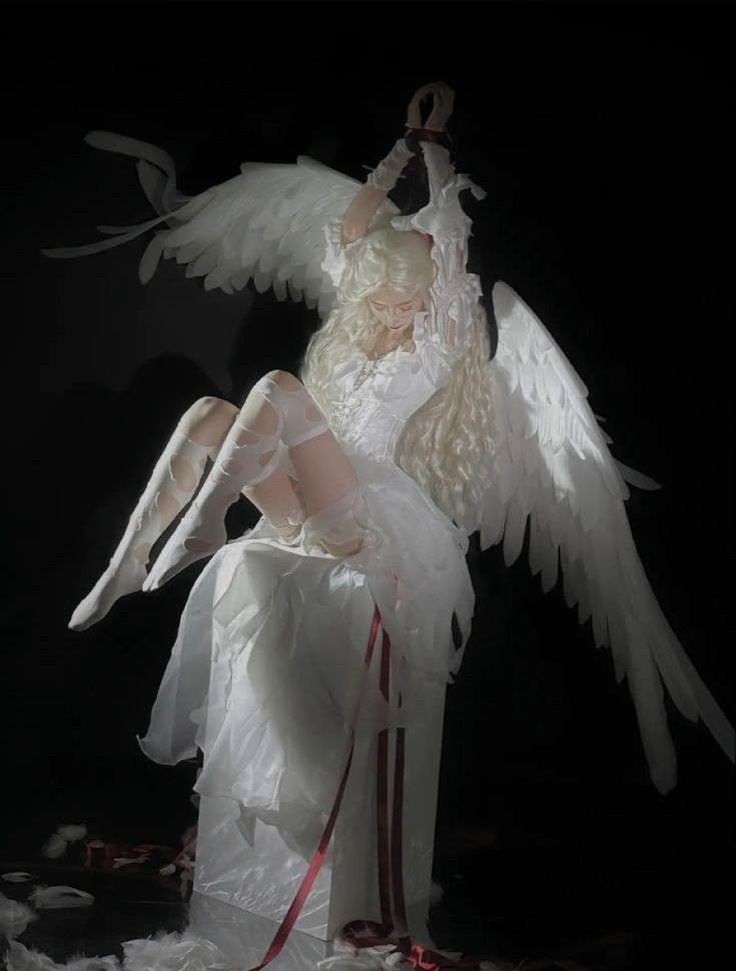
[481,281,734,792]
[42,132,395,318]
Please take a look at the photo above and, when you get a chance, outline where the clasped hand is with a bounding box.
[405,81,455,132]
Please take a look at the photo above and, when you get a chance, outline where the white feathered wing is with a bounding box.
[480,281,734,793]
[42,131,396,320]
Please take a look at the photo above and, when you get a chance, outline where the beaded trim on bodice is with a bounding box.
[326,320,441,464]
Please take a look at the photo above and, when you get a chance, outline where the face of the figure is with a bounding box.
[367,285,426,335]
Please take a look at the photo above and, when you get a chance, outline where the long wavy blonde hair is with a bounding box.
[301,225,494,531]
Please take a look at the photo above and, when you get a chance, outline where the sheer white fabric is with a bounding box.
[138,139,479,861]
[325,320,447,462]
[364,138,413,193]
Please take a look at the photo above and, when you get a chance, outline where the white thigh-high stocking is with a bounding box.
[245,468,306,546]
[143,372,331,591]
[301,486,376,558]
[69,428,211,630]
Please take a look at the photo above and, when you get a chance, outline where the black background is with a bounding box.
[1,2,733,964]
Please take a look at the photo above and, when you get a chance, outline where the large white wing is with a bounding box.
[43,131,396,319]
[480,281,734,793]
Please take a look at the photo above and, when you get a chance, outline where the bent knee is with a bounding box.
[182,396,238,446]
[186,396,238,423]
[263,369,304,393]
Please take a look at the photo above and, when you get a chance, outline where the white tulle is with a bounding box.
[138,446,474,832]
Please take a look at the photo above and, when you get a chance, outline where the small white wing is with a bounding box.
[43,132,395,319]
[481,281,734,792]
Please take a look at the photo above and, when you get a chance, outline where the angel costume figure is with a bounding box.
[46,82,733,957]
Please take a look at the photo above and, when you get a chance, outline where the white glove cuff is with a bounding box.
[365,139,413,193]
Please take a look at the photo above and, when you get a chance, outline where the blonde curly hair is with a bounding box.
[301,225,494,531]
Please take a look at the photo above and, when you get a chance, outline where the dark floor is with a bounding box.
[0,857,636,971]
[1,787,732,971]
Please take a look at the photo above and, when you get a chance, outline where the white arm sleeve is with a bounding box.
[392,141,486,389]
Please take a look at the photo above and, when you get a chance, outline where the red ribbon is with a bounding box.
[341,921,481,971]
[376,627,393,928]
[404,943,482,970]
[243,606,481,971]
[245,607,382,971]
[407,943,442,970]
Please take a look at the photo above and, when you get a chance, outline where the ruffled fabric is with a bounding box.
[325,341,445,465]
[321,219,359,291]
[138,450,473,844]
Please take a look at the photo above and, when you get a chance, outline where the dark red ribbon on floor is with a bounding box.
[341,921,483,971]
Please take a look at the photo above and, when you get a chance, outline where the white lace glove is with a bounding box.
[365,138,413,193]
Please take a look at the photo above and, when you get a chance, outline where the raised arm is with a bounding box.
[341,80,454,244]
[392,85,486,387]
[341,138,413,243]
[321,137,413,288]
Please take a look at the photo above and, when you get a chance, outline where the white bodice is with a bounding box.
[319,139,485,466]
[325,311,456,464]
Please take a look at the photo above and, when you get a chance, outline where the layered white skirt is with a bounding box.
[138,451,475,936]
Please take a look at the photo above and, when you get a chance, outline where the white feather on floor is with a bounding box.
[41,835,68,860]
[56,826,87,843]
[5,940,120,971]
[28,886,94,910]
[317,945,400,971]
[41,824,87,861]
[121,931,233,971]
[1,885,508,971]
[0,891,37,939]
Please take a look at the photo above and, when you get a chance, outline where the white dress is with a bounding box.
[43,129,734,959]
[137,197,483,936]
[137,314,477,748]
